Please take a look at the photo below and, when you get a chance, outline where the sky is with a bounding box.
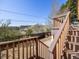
[0,0,67,26]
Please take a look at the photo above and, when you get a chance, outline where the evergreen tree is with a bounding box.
[60,0,77,23]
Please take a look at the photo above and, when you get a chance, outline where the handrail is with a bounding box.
[49,11,70,59]
[53,27,59,30]
[0,36,38,45]
[0,36,39,59]
[52,13,67,19]
[39,40,49,48]
[49,11,70,51]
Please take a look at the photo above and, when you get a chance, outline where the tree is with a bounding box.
[26,28,33,37]
[0,20,11,41]
[60,3,67,12]
[60,0,77,23]
[0,19,21,41]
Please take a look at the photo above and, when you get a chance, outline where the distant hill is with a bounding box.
[20,25,31,29]
[19,24,51,35]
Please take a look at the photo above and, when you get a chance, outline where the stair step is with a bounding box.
[62,25,79,59]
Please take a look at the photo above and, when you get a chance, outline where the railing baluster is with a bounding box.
[6,44,8,59]
[22,42,24,59]
[30,40,31,58]
[41,43,42,58]
[35,38,38,59]
[26,41,28,59]
[18,42,20,59]
[44,47,47,59]
[33,39,34,57]
[0,46,1,59]
[13,43,15,59]
[39,40,41,58]
[43,45,44,58]
[43,46,45,58]
[38,40,40,57]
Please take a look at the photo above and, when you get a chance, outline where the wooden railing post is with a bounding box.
[35,38,38,59]
[0,46,1,59]
[50,47,56,59]
[6,44,9,59]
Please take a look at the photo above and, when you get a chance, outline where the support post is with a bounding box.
[35,38,38,59]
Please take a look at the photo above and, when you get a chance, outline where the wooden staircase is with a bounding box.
[62,26,79,59]
[50,11,79,59]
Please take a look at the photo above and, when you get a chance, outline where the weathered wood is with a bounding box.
[6,44,8,59]
[35,38,38,59]
[49,12,70,59]
[26,41,28,59]
[13,43,15,59]
[22,42,24,59]
[0,46,1,59]
[18,42,20,59]
[0,36,50,59]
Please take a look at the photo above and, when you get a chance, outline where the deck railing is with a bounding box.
[49,12,70,59]
[0,11,71,59]
[0,35,51,59]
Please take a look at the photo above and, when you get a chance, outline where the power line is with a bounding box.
[0,18,47,25]
[0,9,51,25]
[11,19,46,23]
[0,9,48,20]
